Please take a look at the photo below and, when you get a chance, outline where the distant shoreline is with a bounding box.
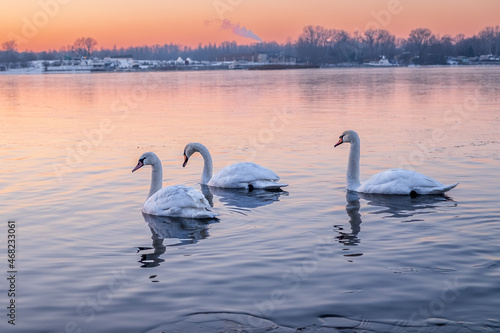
[1,62,500,75]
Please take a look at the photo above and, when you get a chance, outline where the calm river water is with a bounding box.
[1,67,499,332]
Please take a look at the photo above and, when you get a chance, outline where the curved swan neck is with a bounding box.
[148,158,163,199]
[347,134,361,191]
[192,143,213,185]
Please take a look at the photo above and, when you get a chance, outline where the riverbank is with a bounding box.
[1,60,500,75]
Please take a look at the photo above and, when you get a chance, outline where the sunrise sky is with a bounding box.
[1,0,499,52]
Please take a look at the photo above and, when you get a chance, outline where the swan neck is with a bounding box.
[197,144,213,185]
[347,137,361,190]
[148,160,163,199]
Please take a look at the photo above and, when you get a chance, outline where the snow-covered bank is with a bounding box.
[0,61,45,75]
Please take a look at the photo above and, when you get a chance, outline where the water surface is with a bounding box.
[1,67,499,332]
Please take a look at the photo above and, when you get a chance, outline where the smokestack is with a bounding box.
[220,19,263,43]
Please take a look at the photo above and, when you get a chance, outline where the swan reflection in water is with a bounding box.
[336,191,457,255]
[359,192,457,220]
[335,191,363,248]
[137,213,218,269]
[201,184,288,211]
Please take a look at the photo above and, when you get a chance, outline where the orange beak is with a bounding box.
[334,137,344,147]
[182,154,189,167]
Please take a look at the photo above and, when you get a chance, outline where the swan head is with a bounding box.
[182,142,204,167]
[183,144,194,167]
[334,130,359,147]
[132,152,159,172]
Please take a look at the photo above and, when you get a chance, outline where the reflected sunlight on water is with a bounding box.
[1,67,499,332]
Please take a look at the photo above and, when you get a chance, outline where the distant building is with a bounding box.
[216,52,259,62]
[267,53,296,64]
[215,52,295,63]
[109,55,134,69]
[110,54,134,60]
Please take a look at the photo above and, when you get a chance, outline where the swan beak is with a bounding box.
[182,154,189,167]
[132,160,144,172]
[334,137,344,147]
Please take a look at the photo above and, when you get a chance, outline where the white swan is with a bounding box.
[132,152,217,218]
[182,142,287,190]
[334,130,458,196]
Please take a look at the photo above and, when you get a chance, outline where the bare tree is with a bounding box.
[495,26,500,56]
[407,28,433,58]
[2,40,17,52]
[296,25,332,64]
[72,37,98,57]
[361,29,396,60]
[478,27,496,55]
[1,40,18,63]
[362,29,377,60]
[439,35,455,56]
[375,29,396,58]
[331,29,359,62]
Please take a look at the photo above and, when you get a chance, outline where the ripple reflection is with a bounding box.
[137,213,218,268]
[204,185,288,210]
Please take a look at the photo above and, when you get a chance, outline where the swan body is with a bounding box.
[183,142,287,190]
[208,162,285,189]
[335,130,458,195]
[132,152,217,219]
[357,168,458,195]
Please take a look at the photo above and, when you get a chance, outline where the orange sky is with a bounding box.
[1,0,499,52]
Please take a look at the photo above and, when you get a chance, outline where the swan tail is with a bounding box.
[194,209,219,219]
[440,183,459,193]
[249,180,288,190]
[174,209,218,219]
[425,183,459,195]
[199,212,219,219]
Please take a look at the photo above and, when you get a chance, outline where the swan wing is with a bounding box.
[359,169,458,195]
[208,162,287,189]
[143,185,217,218]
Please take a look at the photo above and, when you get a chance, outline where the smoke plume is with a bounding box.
[220,19,263,43]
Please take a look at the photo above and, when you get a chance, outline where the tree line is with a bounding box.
[295,25,500,65]
[1,25,500,67]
